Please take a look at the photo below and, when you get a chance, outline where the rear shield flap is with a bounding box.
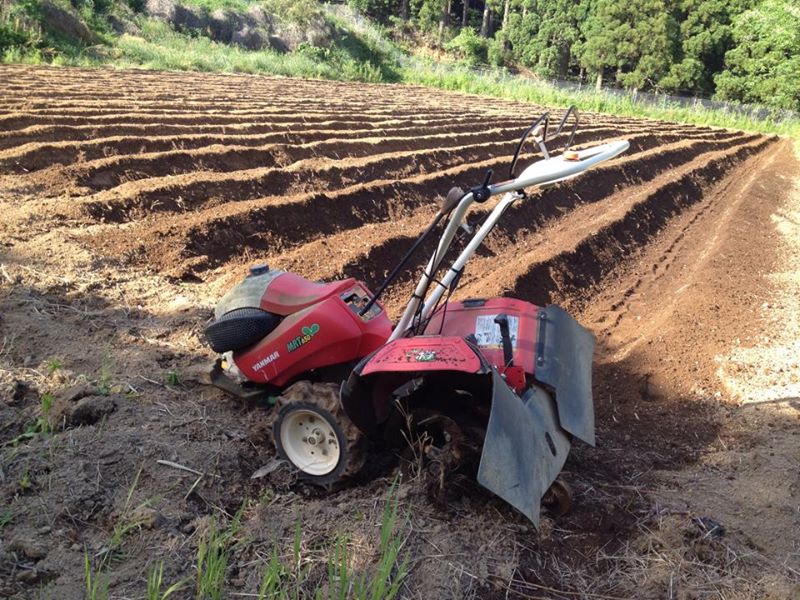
[535,305,596,446]
[477,370,570,527]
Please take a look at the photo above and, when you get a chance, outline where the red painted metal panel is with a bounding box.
[361,336,482,375]
[236,284,391,385]
[424,298,541,375]
[260,272,356,316]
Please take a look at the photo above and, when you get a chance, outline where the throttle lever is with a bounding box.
[471,169,493,203]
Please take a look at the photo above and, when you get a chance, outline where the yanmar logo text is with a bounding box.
[253,351,279,371]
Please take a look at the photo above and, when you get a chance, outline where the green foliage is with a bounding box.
[165,369,180,386]
[348,0,396,22]
[444,27,486,66]
[578,0,678,90]
[263,0,325,28]
[0,25,30,54]
[714,0,800,110]
[505,0,588,78]
[405,63,800,137]
[486,36,506,67]
[660,0,751,94]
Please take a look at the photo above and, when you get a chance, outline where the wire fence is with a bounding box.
[546,76,799,124]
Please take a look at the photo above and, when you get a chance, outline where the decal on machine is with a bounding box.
[287,323,320,352]
[253,351,280,371]
[411,350,437,362]
[474,315,519,349]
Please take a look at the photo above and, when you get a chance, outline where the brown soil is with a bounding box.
[0,64,798,599]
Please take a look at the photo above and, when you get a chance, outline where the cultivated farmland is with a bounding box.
[1,65,798,599]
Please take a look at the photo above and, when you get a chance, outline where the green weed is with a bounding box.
[3,392,55,446]
[102,466,152,565]
[84,552,109,600]
[39,393,53,435]
[195,505,244,600]
[165,370,180,386]
[97,362,112,395]
[45,358,62,375]
[146,561,188,600]
[0,509,13,531]
[253,486,408,599]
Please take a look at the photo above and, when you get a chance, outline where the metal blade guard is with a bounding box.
[477,306,595,525]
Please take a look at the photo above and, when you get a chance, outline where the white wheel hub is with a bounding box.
[279,409,341,476]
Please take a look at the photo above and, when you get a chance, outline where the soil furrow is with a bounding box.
[457,137,776,312]
[88,132,756,278]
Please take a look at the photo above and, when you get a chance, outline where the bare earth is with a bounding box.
[0,65,798,599]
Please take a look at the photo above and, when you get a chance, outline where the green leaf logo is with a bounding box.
[301,323,320,337]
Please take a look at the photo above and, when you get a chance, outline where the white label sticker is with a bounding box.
[474,315,519,349]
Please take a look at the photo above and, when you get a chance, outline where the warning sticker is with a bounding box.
[474,314,519,349]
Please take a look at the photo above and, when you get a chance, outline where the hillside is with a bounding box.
[2,0,799,128]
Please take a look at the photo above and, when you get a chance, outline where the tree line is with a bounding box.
[349,0,800,111]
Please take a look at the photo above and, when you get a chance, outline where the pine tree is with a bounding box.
[660,0,752,95]
[714,0,800,110]
[578,0,677,91]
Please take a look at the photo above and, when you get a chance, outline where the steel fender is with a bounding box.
[535,305,596,446]
[341,337,491,435]
[360,336,484,375]
[477,371,570,527]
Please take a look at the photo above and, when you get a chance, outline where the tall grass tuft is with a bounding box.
[84,552,109,600]
[195,505,243,600]
[146,561,188,600]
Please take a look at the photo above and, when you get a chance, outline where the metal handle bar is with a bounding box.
[390,139,630,341]
[508,106,579,179]
[509,112,549,179]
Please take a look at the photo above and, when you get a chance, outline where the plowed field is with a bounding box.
[1,65,798,599]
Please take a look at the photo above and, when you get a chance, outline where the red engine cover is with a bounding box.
[424,297,542,375]
[233,281,391,386]
[260,273,355,316]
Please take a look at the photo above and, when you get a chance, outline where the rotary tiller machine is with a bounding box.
[203,109,629,526]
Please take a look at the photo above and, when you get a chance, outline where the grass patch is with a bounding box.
[195,505,244,599]
[110,19,390,82]
[84,551,110,600]
[0,509,13,531]
[403,63,800,138]
[256,485,409,599]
